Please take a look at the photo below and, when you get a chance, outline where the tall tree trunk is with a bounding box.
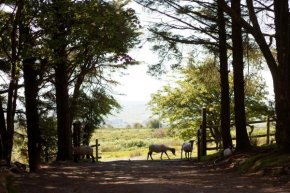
[273,0,290,152]
[0,96,7,160]
[55,60,72,161]
[52,0,72,161]
[23,58,42,171]
[218,0,290,153]
[70,72,85,125]
[217,2,232,149]
[4,2,23,165]
[231,0,251,150]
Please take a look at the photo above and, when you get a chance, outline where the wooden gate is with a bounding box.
[197,107,275,161]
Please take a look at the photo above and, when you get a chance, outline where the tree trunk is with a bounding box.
[0,97,7,160]
[23,59,42,171]
[218,0,290,153]
[55,61,72,161]
[52,1,72,161]
[70,72,85,125]
[231,0,251,150]
[217,2,232,149]
[3,0,24,166]
[273,0,290,152]
[0,137,2,160]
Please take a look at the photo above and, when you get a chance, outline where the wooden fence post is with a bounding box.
[96,139,98,162]
[76,122,81,147]
[266,116,270,144]
[202,107,207,156]
[197,128,201,162]
[73,123,77,147]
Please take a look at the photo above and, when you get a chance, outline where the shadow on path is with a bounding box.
[13,160,290,193]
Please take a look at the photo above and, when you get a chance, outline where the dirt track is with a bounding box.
[12,160,290,193]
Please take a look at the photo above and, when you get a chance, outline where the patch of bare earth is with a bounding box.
[9,157,290,193]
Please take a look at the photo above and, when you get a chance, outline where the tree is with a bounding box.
[0,0,43,168]
[39,116,57,164]
[217,1,232,149]
[0,96,6,160]
[20,0,45,171]
[134,0,241,149]
[0,0,23,165]
[149,59,272,143]
[68,0,140,126]
[146,119,161,129]
[73,88,121,143]
[231,0,251,150]
[39,0,140,161]
[0,0,140,167]
[217,0,290,152]
[133,122,143,129]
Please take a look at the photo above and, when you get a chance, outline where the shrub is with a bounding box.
[146,119,161,129]
[125,140,147,148]
[151,128,167,138]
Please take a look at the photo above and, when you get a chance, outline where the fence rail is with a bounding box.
[197,107,276,161]
[90,139,101,161]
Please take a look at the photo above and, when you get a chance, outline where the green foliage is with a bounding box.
[178,128,196,141]
[39,116,58,162]
[0,0,141,164]
[39,0,140,71]
[12,127,28,164]
[132,122,143,129]
[92,128,184,160]
[74,89,121,129]
[146,119,161,129]
[125,140,147,148]
[149,58,273,141]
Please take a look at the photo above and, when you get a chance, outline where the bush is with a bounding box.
[151,128,167,138]
[146,119,161,129]
[133,122,143,129]
[125,140,147,149]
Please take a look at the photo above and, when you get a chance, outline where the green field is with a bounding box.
[90,128,198,161]
[89,126,275,162]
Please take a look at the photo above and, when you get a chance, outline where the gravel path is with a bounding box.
[12,160,290,193]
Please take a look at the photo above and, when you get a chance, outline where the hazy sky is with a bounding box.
[105,2,171,126]
[106,44,170,126]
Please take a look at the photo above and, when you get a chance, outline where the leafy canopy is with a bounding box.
[148,58,272,140]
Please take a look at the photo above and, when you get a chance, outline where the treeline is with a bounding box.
[0,0,140,171]
[135,0,290,153]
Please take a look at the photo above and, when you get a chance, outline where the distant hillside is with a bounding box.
[106,100,157,128]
